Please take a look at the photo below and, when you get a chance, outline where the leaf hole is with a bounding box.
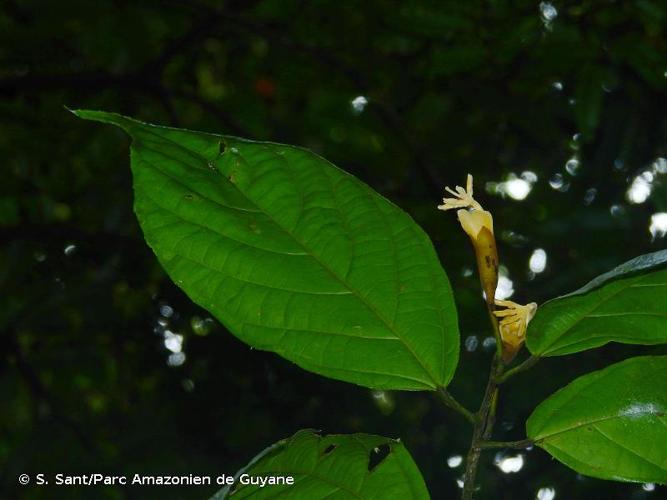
[184,193,195,201]
[322,444,337,455]
[219,141,227,155]
[367,443,391,472]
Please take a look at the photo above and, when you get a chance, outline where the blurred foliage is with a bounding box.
[1,0,666,498]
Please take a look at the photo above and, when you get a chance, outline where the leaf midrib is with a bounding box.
[533,408,667,443]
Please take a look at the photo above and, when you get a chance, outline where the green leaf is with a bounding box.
[210,429,430,499]
[73,110,459,390]
[527,356,667,484]
[526,250,667,356]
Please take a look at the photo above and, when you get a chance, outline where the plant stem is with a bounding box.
[495,355,540,384]
[461,354,503,500]
[436,388,477,424]
[476,439,533,450]
[459,353,538,498]
[486,307,503,360]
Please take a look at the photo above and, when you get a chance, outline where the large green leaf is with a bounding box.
[527,356,667,484]
[211,430,430,499]
[526,250,667,356]
[73,110,459,390]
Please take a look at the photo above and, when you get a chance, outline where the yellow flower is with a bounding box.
[440,175,539,362]
[438,174,483,212]
[439,174,498,305]
[494,299,538,362]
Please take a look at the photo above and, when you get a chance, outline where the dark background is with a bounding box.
[2,0,667,498]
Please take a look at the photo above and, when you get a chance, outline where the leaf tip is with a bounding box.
[66,108,134,132]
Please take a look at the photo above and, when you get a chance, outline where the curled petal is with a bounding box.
[445,186,461,197]
[494,300,537,323]
[437,174,483,212]
[438,198,469,211]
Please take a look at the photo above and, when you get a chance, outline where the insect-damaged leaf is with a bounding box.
[74,110,459,390]
[210,430,430,499]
